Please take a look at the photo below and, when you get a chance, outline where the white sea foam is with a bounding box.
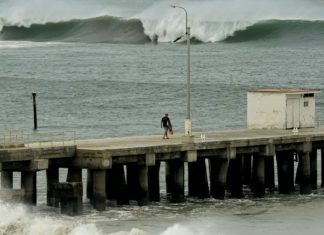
[109,228,147,235]
[0,41,62,48]
[0,201,103,235]
[135,0,324,42]
[159,223,224,235]
[1,0,324,42]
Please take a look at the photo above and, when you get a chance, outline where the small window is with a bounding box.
[303,93,314,98]
[304,101,309,107]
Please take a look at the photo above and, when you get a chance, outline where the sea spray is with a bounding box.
[159,223,224,235]
[1,0,324,43]
[109,228,147,235]
[135,0,324,42]
[0,201,104,235]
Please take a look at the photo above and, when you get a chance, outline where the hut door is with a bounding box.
[286,98,300,128]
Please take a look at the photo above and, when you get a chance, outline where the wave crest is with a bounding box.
[0,16,150,44]
[223,19,324,43]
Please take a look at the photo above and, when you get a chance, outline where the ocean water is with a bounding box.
[1,0,324,234]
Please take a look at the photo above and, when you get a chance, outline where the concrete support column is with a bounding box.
[148,162,160,202]
[53,182,83,216]
[310,150,318,190]
[188,158,210,199]
[87,169,93,201]
[265,156,275,191]
[165,162,171,195]
[168,160,185,203]
[92,170,106,211]
[299,151,312,194]
[106,165,128,205]
[1,171,13,188]
[242,154,252,186]
[276,151,295,194]
[46,166,59,207]
[67,167,82,182]
[137,165,149,206]
[21,171,37,205]
[227,155,243,198]
[209,158,229,200]
[322,149,324,188]
[127,163,139,201]
[252,154,265,197]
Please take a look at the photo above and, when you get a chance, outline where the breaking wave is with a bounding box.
[0,16,150,44]
[224,19,324,43]
[2,16,324,44]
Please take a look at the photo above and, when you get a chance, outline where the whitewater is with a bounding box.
[1,0,324,43]
[2,0,324,234]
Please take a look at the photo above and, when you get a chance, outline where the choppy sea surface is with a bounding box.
[1,0,324,234]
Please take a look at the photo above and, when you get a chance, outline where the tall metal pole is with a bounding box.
[32,93,37,130]
[171,5,192,137]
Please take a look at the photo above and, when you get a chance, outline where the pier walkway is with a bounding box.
[1,128,324,215]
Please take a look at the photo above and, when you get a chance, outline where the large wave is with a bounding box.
[0,16,150,44]
[224,19,324,43]
[2,0,324,44]
[2,17,324,44]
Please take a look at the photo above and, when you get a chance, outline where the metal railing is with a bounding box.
[0,129,76,149]
[315,119,324,128]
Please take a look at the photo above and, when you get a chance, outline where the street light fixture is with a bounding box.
[171,4,192,138]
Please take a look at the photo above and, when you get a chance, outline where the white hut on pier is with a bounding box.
[247,88,321,129]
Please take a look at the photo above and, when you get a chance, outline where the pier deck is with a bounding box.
[1,128,324,214]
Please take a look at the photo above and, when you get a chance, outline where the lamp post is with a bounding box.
[171,4,192,138]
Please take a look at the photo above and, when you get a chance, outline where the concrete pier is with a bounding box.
[1,128,324,213]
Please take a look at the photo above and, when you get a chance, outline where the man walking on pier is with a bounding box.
[161,113,172,139]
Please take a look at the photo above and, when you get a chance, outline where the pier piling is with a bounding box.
[299,151,312,194]
[92,170,106,211]
[1,171,13,189]
[21,171,37,205]
[242,154,252,186]
[310,150,317,190]
[53,182,83,216]
[228,155,243,198]
[252,154,265,197]
[322,149,324,188]
[148,162,161,202]
[67,167,82,182]
[265,156,275,191]
[46,166,59,207]
[188,158,209,199]
[209,158,229,200]
[276,151,295,194]
[137,165,149,205]
[168,160,185,203]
